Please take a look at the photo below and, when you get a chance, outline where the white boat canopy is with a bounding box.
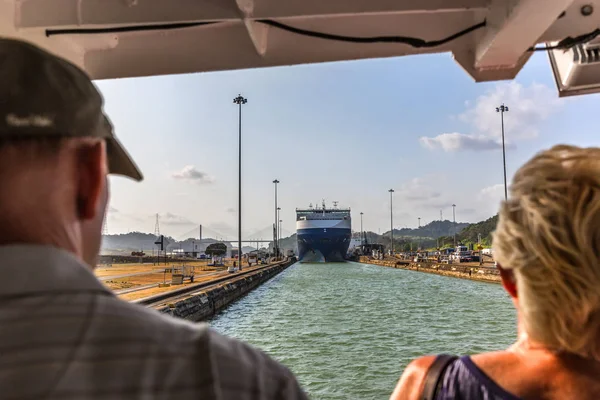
[1,0,600,96]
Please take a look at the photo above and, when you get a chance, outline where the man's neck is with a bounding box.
[0,225,79,258]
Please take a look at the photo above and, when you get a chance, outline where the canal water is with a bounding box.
[210,262,516,399]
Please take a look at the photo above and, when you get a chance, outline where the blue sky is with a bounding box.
[96,51,599,240]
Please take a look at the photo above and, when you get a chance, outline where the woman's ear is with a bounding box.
[497,263,518,299]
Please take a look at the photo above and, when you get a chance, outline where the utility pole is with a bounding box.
[496,103,509,201]
[478,233,483,266]
[279,219,282,254]
[273,179,279,257]
[277,207,281,257]
[360,212,364,245]
[389,189,394,255]
[153,213,160,259]
[418,217,421,251]
[233,94,247,266]
[452,204,457,247]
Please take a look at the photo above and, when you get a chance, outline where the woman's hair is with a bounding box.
[493,145,600,359]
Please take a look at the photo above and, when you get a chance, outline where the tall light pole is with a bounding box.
[279,219,282,253]
[277,207,281,256]
[273,179,279,256]
[389,189,394,255]
[418,217,421,251]
[496,104,509,201]
[360,212,364,245]
[437,210,442,249]
[452,204,457,247]
[478,233,483,266]
[233,94,247,264]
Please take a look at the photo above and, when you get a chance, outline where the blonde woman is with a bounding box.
[391,145,600,400]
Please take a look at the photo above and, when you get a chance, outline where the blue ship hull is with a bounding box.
[297,228,351,262]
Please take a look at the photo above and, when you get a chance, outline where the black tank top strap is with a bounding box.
[421,354,459,400]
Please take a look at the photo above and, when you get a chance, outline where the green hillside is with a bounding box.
[367,214,499,251]
[456,214,498,246]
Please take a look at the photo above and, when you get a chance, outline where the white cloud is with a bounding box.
[472,184,506,218]
[478,184,506,205]
[396,177,442,202]
[460,81,560,140]
[421,82,561,152]
[172,165,215,184]
[419,133,505,152]
[160,212,197,226]
[392,177,457,212]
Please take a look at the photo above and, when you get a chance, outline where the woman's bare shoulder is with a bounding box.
[472,349,600,400]
[389,351,521,400]
[389,355,437,400]
[470,350,521,371]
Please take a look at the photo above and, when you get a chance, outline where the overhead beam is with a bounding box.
[539,1,600,42]
[475,0,574,70]
[16,0,488,29]
[251,0,488,19]
[0,1,87,69]
[236,0,269,57]
[17,0,240,28]
[453,47,533,82]
[243,20,269,56]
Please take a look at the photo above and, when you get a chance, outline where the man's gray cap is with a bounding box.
[0,38,142,181]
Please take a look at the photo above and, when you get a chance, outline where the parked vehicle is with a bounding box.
[452,245,472,262]
[248,254,258,265]
[481,248,493,255]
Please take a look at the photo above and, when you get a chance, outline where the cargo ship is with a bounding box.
[296,201,351,262]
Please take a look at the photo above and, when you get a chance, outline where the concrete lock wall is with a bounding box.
[157,261,294,321]
[358,257,501,284]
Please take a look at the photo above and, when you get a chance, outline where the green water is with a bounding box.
[209,262,516,399]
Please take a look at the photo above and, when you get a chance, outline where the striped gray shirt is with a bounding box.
[0,245,308,400]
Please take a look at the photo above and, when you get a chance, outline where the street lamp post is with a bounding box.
[452,204,457,247]
[389,189,395,255]
[478,233,483,266]
[437,210,442,249]
[360,212,364,245]
[273,179,279,257]
[277,207,281,256]
[233,94,247,266]
[418,217,421,251]
[496,104,509,201]
[279,219,282,254]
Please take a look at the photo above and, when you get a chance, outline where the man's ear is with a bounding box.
[497,263,518,299]
[76,140,107,220]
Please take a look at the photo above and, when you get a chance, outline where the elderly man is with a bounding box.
[0,38,307,399]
